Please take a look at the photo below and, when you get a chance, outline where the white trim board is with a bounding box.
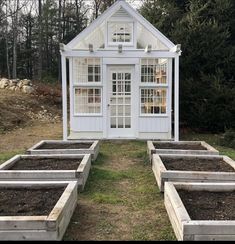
[62,50,179,58]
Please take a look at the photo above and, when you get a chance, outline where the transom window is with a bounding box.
[74,58,101,83]
[108,22,133,44]
[141,88,167,115]
[74,88,101,114]
[141,58,167,84]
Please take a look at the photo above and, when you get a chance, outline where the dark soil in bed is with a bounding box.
[38,142,92,150]
[154,142,206,150]
[0,187,65,216]
[9,158,82,170]
[161,157,235,172]
[178,190,235,220]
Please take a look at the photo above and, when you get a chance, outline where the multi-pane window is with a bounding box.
[74,88,101,114]
[141,59,167,84]
[112,72,131,96]
[108,22,133,43]
[141,88,167,114]
[74,58,101,83]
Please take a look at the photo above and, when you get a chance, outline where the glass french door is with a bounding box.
[108,66,134,138]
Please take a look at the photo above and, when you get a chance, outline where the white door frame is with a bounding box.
[106,65,136,138]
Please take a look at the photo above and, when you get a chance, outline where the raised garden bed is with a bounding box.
[0,181,77,240]
[165,182,235,241]
[147,141,219,162]
[152,154,235,192]
[0,154,91,191]
[27,140,100,161]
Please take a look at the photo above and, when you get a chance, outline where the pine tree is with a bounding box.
[141,0,235,131]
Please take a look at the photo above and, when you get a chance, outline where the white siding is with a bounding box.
[139,132,171,140]
[68,131,103,140]
[139,117,170,133]
[71,117,103,132]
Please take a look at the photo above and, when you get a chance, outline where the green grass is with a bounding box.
[0,150,24,164]
[65,140,176,241]
[91,192,125,204]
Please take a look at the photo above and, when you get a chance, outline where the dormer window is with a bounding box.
[108,22,133,45]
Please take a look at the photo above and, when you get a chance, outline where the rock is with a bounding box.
[10,79,19,86]
[9,86,16,91]
[22,85,34,94]
[18,81,23,88]
[0,78,9,89]
[15,86,20,92]
[21,79,31,86]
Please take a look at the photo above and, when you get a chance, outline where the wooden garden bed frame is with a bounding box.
[147,141,219,162]
[152,154,235,192]
[27,140,100,161]
[0,181,77,240]
[0,154,91,191]
[165,182,235,241]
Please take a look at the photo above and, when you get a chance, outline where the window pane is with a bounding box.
[141,58,167,84]
[74,88,101,114]
[95,75,100,82]
[88,75,93,82]
[111,117,116,128]
[109,22,133,43]
[118,118,124,128]
[94,66,100,74]
[74,58,101,83]
[125,117,131,128]
[125,73,131,80]
[88,66,93,74]
[140,88,167,115]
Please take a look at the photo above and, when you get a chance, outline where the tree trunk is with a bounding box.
[5,0,10,78]
[12,0,20,79]
[58,0,62,82]
[38,0,43,81]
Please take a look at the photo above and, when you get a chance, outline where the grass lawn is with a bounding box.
[64,140,175,241]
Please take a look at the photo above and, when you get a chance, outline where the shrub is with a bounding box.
[220,129,235,149]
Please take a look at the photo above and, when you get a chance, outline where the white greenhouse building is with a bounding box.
[60,0,181,140]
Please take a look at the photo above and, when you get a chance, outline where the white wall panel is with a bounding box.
[139,132,171,140]
[139,117,170,133]
[71,117,103,132]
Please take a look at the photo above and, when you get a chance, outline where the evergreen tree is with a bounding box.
[141,0,235,131]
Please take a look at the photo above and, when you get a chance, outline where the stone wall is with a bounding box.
[0,78,35,94]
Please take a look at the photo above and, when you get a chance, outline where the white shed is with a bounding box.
[60,0,181,141]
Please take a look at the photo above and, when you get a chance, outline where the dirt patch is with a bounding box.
[161,157,234,172]
[0,122,62,154]
[178,190,235,220]
[38,142,92,150]
[0,89,61,133]
[154,142,206,150]
[65,201,133,241]
[0,187,64,216]
[9,158,81,170]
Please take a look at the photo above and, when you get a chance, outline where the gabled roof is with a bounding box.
[66,0,175,50]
